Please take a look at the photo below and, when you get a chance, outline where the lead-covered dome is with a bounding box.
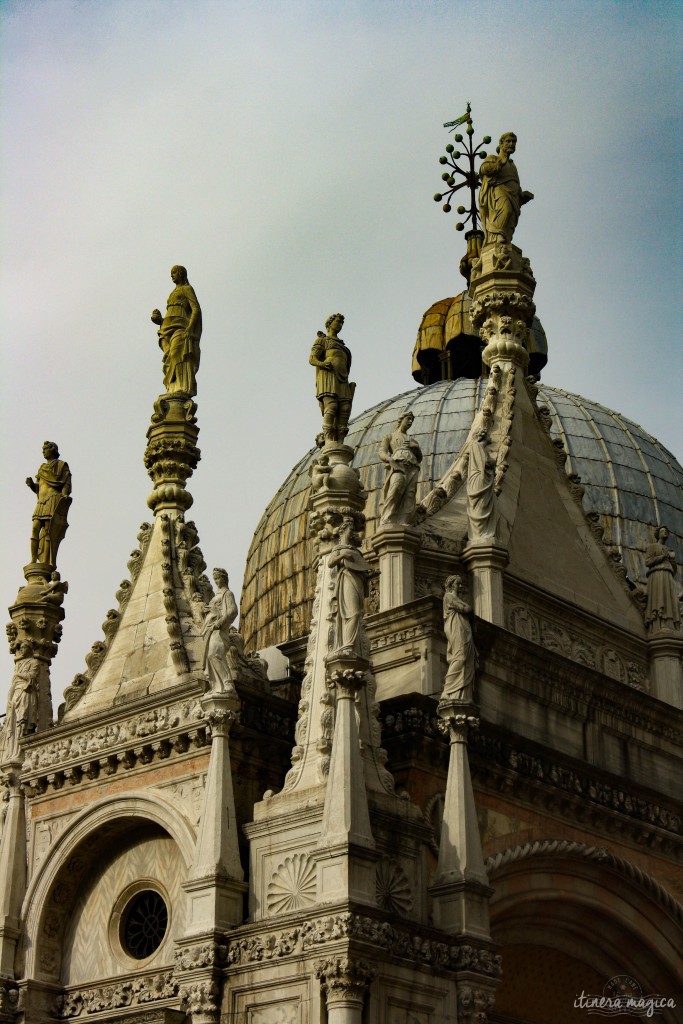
[241,379,683,652]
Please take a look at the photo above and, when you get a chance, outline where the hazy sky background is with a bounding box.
[1,0,681,711]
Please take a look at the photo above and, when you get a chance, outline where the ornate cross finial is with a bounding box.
[434,103,491,282]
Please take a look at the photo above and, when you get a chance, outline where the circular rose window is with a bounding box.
[120,889,168,959]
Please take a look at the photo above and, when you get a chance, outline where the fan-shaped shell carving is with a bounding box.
[267,854,316,915]
[376,857,413,915]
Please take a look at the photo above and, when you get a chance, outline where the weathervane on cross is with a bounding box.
[433,102,491,282]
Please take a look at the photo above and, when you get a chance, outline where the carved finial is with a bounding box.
[25,441,72,572]
[309,314,356,444]
[151,265,202,398]
[435,103,490,281]
[478,132,534,246]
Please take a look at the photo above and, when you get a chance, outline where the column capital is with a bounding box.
[315,954,376,1004]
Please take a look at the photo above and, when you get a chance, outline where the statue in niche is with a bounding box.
[309,314,355,443]
[442,576,477,702]
[201,568,238,693]
[378,411,423,527]
[329,518,374,658]
[467,430,497,542]
[0,642,40,761]
[151,265,202,397]
[644,526,681,633]
[26,442,72,566]
[478,132,533,246]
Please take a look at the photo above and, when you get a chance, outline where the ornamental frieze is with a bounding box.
[224,911,501,977]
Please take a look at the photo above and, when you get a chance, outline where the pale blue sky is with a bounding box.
[1,0,681,708]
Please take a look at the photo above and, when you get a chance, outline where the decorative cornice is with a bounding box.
[21,684,295,796]
[55,970,178,1019]
[378,696,683,847]
[486,840,683,926]
[225,909,501,978]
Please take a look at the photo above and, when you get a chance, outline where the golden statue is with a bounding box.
[26,442,72,566]
[151,265,202,397]
[309,313,356,443]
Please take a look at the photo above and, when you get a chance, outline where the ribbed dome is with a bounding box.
[240,379,683,652]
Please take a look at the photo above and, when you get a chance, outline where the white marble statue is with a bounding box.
[467,431,497,541]
[644,526,681,633]
[329,519,374,657]
[378,411,423,527]
[0,642,40,761]
[201,569,238,692]
[442,576,477,702]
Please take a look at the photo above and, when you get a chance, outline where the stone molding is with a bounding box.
[22,695,207,794]
[486,839,683,926]
[379,698,682,847]
[504,599,648,688]
[471,728,682,841]
[54,970,178,1019]
[22,684,295,796]
[224,910,501,978]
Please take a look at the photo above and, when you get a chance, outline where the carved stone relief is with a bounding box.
[505,603,647,688]
[375,857,413,915]
[266,854,317,915]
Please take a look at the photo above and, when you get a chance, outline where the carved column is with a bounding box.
[182,692,246,934]
[0,763,26,980]
[316,652,377,905]
[465,242,536,626]
[371,524,421,611]
[315,956,376,1024]
[144,394,201,513]
[429,702,492,940]
[6,565,67,737]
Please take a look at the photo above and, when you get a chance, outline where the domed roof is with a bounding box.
[411,291,548,384]
[241,379,683,652]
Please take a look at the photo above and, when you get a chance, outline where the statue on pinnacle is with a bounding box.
[309,313,356,443]
[151,265,202,397]
[26,441,72,567]
[478,133,534,246]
